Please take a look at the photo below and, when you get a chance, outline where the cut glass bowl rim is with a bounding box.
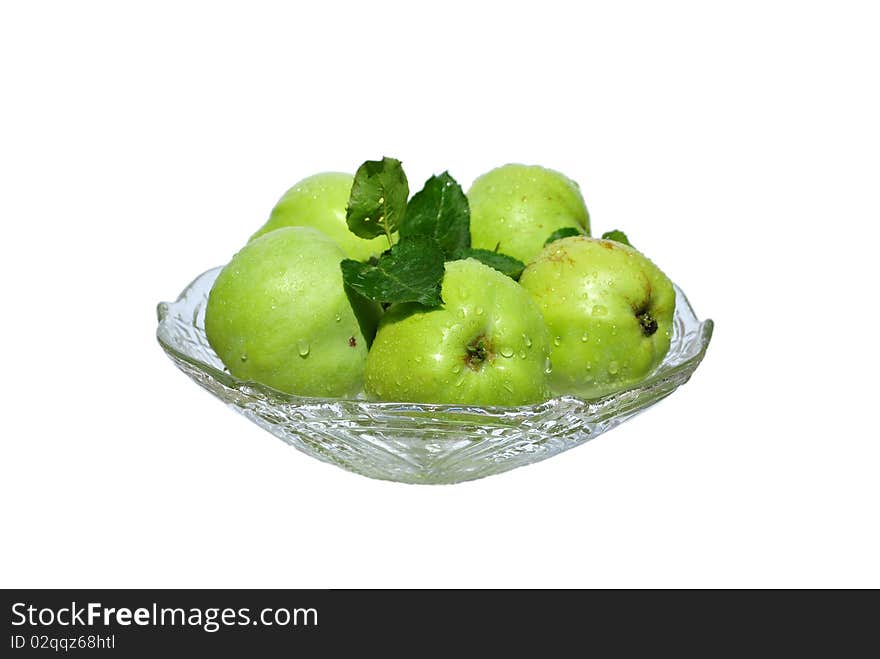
[157,266,714,418]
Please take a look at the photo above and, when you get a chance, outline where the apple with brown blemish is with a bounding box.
[519,236,675,398]
[205,227,381,397]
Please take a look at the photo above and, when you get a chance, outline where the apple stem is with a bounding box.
[465,335,493,371]
[638,310,659,337]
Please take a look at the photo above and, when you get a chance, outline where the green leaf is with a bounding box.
[544,227,582,245]
[601,229,632,247]
[346,157,409,242]
[399,172,470,257]
[454,248,525,280]
[341,237,445,307]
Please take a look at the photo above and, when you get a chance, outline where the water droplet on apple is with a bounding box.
[452,364,462,374]
[611,325,618,336]
[240,354,248,362]
[553,336,562,346]
[475,306,484,315]
[592,304,607,316]
[608,360,619,375]
[518,350,526,359]
[580,332,589,342]
[335,314,341,322]
[522,334,532,347]
[544,358,553,374]
[297,340,310,357]
[500,347,514,358]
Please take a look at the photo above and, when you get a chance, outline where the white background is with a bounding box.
[1,1,878,588]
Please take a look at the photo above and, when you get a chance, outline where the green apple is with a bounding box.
[519,236,675,398]
[467,164,590,264]
[364,259,551,406]
[205,226,381,397]
[250,172,388,260]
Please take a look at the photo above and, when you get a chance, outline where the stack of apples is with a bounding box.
[205,161,675,406]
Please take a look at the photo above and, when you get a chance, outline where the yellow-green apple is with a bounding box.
[205,226,381,397]
[519,236,675,398]
[364,259,551,405]
[467,164,589,264]
[250,172,388,259]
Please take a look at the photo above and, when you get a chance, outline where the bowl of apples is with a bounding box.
[157,159,713,484]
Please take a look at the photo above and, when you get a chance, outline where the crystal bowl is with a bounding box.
[156,267,713,484]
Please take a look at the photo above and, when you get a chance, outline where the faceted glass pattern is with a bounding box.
[157,267,713,484]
